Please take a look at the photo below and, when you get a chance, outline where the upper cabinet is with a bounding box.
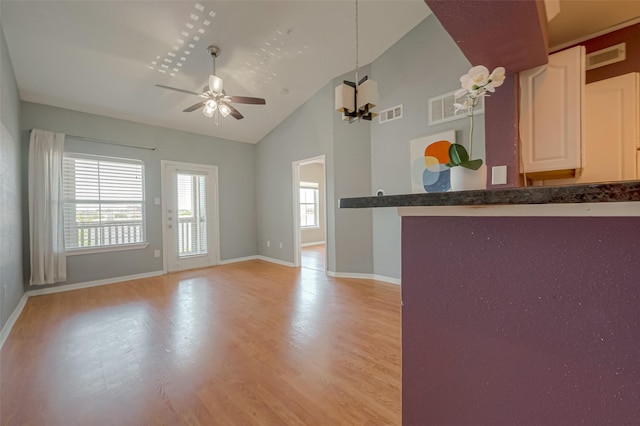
[519,46,585,179]
[545,72,639,186]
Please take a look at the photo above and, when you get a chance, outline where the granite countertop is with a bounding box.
[338,181,640,209]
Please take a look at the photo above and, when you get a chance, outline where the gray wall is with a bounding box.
[255,69,375,275]
[0,24,25,330]
[332,67,373,275]
[255,82,335,267]
[369,15,478,279]
[21,102,257,286]
[300,163,325,245]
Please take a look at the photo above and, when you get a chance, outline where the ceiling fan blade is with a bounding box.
[229,96,266,105]
[155,84,202,96]
[183,101,206,113]
[227,104,244,120]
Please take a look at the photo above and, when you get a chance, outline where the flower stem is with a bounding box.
[468,105,474,159]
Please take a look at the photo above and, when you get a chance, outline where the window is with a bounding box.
[63,153,146,252]
[300,182,319,228]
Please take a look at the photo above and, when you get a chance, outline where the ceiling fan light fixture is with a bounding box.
[219,103,231,117]
[209,74,223,93]
[203,105,216,117]
[206,99,217,109]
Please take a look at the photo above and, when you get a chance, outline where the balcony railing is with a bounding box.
[68,217,206,255]
[70,220,144,248]
[178,216,207,256]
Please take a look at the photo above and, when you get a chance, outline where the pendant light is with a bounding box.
[335,0,379,123]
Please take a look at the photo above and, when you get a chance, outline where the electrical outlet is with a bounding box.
[279,242,283,249]
[154,250,160,258]
[267,241,271,247]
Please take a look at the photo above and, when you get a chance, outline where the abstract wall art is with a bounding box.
[410,130,455,193]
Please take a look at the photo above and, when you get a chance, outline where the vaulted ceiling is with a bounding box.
[0,1,429,144]
[1,1,638,144]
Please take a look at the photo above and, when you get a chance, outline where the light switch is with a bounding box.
[491,165,508,185]
[154,197,161,205]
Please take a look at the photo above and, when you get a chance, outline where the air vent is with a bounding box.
[428,90,484,126]
[586,43,626,70]
[379,104,403,124]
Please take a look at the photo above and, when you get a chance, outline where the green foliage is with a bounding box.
[446,143,483,170]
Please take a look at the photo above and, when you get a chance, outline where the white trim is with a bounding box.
[256,256,295,267]
[292,155,327,270]
[0,270,163,351]
[301,241,325,247]
[219,255,259,265]
[161,160,220,273]
[66,242,149,256]
[0,294,29,350]
[28,271,163,296]
[327,271,401,285]
[397,202,640,217]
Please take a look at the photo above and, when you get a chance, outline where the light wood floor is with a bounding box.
[1,260,400,425]
[301,244,325,272]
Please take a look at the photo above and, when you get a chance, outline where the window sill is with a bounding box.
[66,242,149,256]
[301,226,320,230]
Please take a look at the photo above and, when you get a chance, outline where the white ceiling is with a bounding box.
[0,0,430,144]
[3,1,638,145]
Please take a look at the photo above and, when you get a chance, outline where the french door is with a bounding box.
[162,161,219,272]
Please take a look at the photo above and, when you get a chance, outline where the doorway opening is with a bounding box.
[292,155,326,271]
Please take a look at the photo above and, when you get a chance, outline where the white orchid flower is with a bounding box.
[454,98,474,114]
[489,67,506,87]
[460,65,491,93]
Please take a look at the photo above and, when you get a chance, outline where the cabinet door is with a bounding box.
[519,46,585,173]
[547,72,639,185]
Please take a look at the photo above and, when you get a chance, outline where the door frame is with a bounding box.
[292,155,327,269]
[161,160,220,273]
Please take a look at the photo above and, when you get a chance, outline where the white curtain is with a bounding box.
[29,129,67,285]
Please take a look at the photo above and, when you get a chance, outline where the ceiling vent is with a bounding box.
[586,43,626,70]
[428,90,484,126]
[379,104,403,124]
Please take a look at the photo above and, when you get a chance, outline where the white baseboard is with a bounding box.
[28,271,164,296]
[0,293,29,350]
[301,241,325,247]
[0,270,164,350]
[327,271,401,285]
[256,255,295,267]
[220,255,259,265]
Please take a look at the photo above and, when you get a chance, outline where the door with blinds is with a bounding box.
[162,161,219,272]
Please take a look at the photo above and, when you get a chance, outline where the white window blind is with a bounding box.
[177,172,208,257]
[300,182,319,228]
[63,153,145,251]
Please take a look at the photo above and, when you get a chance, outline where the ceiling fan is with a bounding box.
[155,45,266,121]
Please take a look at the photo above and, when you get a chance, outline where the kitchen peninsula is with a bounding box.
[339,181,640,424]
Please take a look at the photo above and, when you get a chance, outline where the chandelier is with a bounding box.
[334,0,379,123]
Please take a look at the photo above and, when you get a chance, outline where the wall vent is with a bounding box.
[379,104,403,124]
[586,43,626,70]
[428,90,484,126]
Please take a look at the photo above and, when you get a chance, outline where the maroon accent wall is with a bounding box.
[425,0,549,188]
[402,216,640,424]
[424,0,548,73]
[574,23,640,84]
[485,75,521,188]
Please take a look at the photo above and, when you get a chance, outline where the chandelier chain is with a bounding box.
[355,0,359,86]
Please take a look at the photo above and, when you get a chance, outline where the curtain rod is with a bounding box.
[66,134,157,152]
[31,130,157,152]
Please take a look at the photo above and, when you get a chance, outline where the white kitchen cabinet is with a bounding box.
[544,72,639,185]
[519,46,585,178]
